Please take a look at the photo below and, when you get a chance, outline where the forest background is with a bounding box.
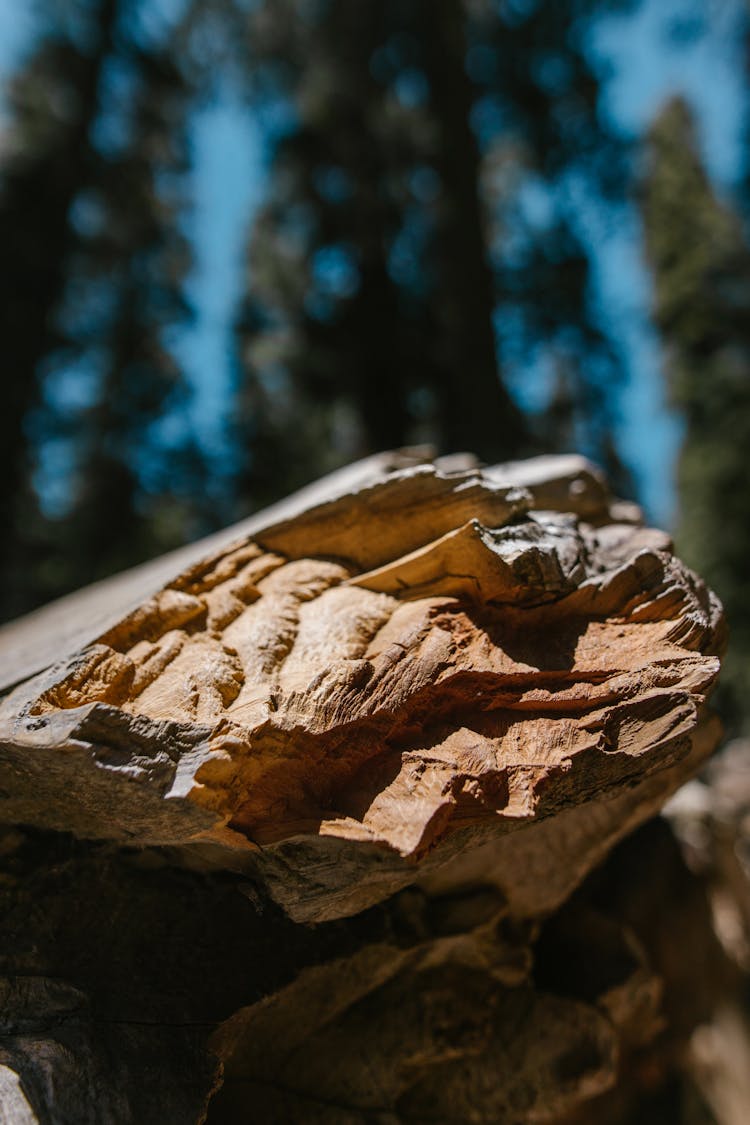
[1,0,749,731]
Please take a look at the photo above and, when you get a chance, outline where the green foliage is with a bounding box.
[642,97,750,732]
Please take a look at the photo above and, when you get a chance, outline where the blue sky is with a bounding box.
[175,100,264,460]
[0,0,746,525]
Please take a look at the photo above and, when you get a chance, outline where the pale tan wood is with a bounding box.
[0,452,724,925]
[0,448,436,695]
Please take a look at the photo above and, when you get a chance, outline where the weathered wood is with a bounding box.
[0,454,723,923]
[0,451,626,695]
[0,452,727,1123]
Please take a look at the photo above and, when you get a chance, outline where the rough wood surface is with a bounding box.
[0,454,723,923]
[0,452,727,1123]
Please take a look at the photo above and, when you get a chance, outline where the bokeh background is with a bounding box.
[1,0,748,730]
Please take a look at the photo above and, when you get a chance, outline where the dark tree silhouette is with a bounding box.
[231,0,630,511]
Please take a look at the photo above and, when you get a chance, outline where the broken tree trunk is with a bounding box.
[0,452,726,1123]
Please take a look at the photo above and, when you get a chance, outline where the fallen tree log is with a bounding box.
[0,452,726,1123]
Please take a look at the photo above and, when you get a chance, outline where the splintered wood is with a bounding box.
[0,453,731,1124]
[0,456,723,923]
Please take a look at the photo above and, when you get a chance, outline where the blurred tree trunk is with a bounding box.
[0,0,117,619]
[0,0,198,617]
[422,0,529,461]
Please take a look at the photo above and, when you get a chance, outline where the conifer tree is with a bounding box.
[0,1,199,613]
[642,97,750,731]
[0,0,116,616]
